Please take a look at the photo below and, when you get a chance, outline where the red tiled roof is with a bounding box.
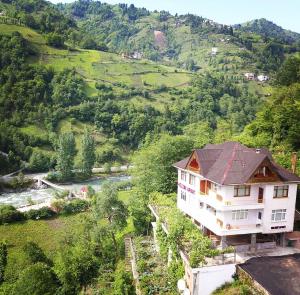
[173,141,300,185]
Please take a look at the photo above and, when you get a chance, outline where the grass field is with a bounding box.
[0,190,133,282]
[1,213,87,282]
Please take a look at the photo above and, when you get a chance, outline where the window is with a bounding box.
[273,185,289,198]
[258,212,262,220]
[180,190,186,201]
[199,202,204,209]
[211,183,218,192]
[189,174,195,185]
[271,226,286,229]
[254,166,270,177]
[234,185,250,197]
[232,210,248,220]
[271,209,286,222]
[181,171,187,182]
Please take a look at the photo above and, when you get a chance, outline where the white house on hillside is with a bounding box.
[174,142,300,252]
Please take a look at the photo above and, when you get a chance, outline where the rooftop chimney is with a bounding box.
[291,152,297,174]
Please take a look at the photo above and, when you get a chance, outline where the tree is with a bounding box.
[0,242,7,283]
[80,130,96,177]
[23,242,52,266]
[183,122,213,148]
[46,33,65,48]
[11,263,59,295]
[56,132,76,180]
[132,134,194,197]
[93,182,128,254]
[54,242,98,294]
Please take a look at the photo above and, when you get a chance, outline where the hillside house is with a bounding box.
[244,72,255,80]
[211,47,218,56]
[257,74,269,82]
[174,142,300,252]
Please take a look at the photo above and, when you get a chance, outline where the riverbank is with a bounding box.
[0,174,131,209]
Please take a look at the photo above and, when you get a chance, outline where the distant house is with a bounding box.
[244,72,255,80]
[211,47,218,56]
[132,51,142,60]
[257,74,269,82]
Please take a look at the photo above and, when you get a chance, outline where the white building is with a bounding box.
[244,72,255,80]
[257,74,269,82]
[211,47,218,56]
[174,142,300,252]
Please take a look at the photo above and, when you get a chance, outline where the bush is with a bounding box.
[46,33,65,48]
[25,207,56,220]
[61,199,90,215]
[28,151,51,172]
[0,205,25,224]
[113,261,135,295]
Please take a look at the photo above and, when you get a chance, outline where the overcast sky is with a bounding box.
[49,0,300,33]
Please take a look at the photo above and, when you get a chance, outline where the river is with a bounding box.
[0,175,131,208]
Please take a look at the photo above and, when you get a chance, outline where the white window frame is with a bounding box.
[271,209,287,222]
[181,170,187,182]
[232,210,248,220]
[273,185,289,198]
[189,174,195,185]
[180,190,186,201]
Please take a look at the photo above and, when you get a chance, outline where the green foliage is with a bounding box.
[23,241,53,266]
[54,241,99,294]
[183,122,213,148]
[46,32,64,48]
[132,134,193,197]
[113,261,135,295]
[25,207,56,220]
[0,205,25,224]
[93,182,128,253]
[128,194,151,235]
[56,132,76,180]
[11,263,59,295]
[60,199,90,215]
[51,69,86,107]
[79,130,96,177]
[276,55,300,86]
[28,150,51,172]
[150,192,229,268]
[0,242,7,283]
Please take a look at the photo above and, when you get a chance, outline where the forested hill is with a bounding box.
[55,1,300,74]
[235,18,300,45]
[0,0,300,176]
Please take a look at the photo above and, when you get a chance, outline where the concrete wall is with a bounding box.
[262,183,297,234]
[193,264,236,295]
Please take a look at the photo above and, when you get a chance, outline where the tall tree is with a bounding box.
[11,263,59,295]
[132,134,194,197]
[93,182,128,255]
[56,132,76,180]
[0,242,7,283]
[80,130,96,177]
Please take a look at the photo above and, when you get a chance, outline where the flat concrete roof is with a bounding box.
[239,254,300,295]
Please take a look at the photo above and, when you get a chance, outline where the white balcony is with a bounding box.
[197,190,265,211]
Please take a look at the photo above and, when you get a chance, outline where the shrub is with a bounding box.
[46,33,65,48]
[113,261,135,295]
[25,207,56,220]
[0,205,25,224]
[23,242,53,266]
[61,199,90,215]
[51,199,66,213]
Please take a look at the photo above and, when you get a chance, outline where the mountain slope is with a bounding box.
[234,18,300,44]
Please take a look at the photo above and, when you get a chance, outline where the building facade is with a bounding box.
[174,142,300,250]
